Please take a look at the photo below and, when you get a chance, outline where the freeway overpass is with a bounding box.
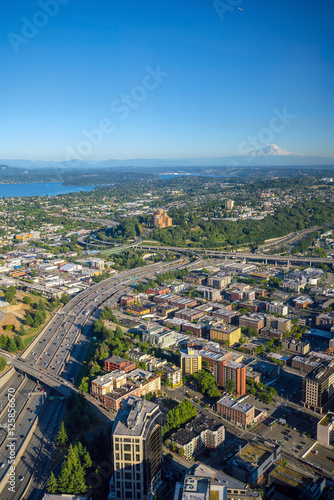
[138,245,333,266]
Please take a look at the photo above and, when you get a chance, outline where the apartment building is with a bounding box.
[127,369,161,397]
[214,360,246,397]
[142,327,176,349]
[104,356,136,374]
[216,396,255,428]
[162,364,182,388]
[282,338,310,355]
[239,314,265,331]
[170,414,225,459]
[266,316,291,333]
[302,361,334,413]
[180,348,202,375]
[207,274,231,290]
[259,328,284,341]
[267,302,288,316]
[104,384,141,411]
[209,324,241,346]
[111,397,162,500]
[211,307,240,324]
[91,370,126,399]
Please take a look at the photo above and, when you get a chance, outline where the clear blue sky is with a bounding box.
[1,0,334,161]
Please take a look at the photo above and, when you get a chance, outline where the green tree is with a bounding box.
[4,292,14,304]
[23,295,32,304]
[78,377,89,393]
[14,335,24,350]
[56,421,68,446]
[226,379,235,394]
[61,293,71,305]
[46,471,58,494]
[6,337,17,353]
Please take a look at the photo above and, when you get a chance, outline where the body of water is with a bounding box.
[0,182,99,199]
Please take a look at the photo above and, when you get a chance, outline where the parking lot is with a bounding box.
[304,443,334,475]
[258,418,314,457]
[265,371,303,404]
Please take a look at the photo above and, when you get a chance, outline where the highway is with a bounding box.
[0,248,201,499]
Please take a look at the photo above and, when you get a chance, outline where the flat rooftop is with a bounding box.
[318,413,334,427]
[270,464,314,488]
[218,396,254,414]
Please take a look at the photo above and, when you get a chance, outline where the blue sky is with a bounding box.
[1,0,334,161]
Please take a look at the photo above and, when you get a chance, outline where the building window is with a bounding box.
[124,444,131,451]
[124,453,132,461]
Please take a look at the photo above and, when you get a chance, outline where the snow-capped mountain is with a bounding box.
[248,144,303,157]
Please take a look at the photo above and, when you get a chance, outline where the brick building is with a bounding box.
[103,355,136,373]
[216,396,255,428]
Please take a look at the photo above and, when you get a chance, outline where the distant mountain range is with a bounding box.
[0,144,333,170]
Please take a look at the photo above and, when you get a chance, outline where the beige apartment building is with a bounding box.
[180,348,202,375]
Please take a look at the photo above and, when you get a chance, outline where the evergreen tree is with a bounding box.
[14,335,24,350]
[19,324,25,336]
[56,421,68,446]
[57,460,71,493]
[6,337,17,353]
[0,335,8,349]
[25,313,34,327]
[46,471,58,494]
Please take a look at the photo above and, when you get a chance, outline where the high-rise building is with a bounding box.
[180,348,202,375]
[111,396,162,500]
[225,199,235,210]
[302,361,334,413]
[214,360,246,397]
[151,209,172,229]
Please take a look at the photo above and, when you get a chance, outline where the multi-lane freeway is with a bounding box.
[0,248,200,499]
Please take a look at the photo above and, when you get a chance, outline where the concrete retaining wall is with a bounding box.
[0,417,38,496]
[0,367,15,389]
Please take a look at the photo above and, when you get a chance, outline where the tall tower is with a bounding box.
[111,396,162,500]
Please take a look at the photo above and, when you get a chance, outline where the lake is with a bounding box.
[0,182,99,199]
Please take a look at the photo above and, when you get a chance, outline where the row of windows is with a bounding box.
[115,443,140,452]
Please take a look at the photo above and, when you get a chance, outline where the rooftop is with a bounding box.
[231,441,279,472]
[217,396,255,414]
[270,464,314,488]
[318,413,334,427]
[171,414,224,447]
[112,396,159,437]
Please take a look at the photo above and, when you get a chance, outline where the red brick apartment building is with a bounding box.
[214,360,246,397]
[216,396,255,428]
[103,356,136,373]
